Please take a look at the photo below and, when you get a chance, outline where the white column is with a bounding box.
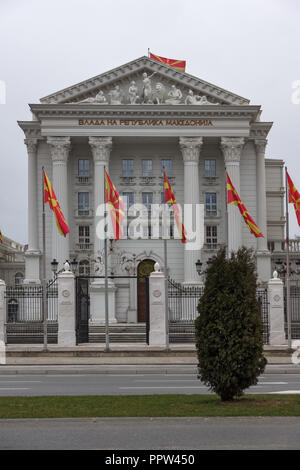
[179,137,203,285]
[255,139,271,282]
[268,273,286,345]
[24,138,41,284]
[57,263,76,346]
[47,137,71,269]
[221,137,245,254]
[88,137,117,323]
[89,136,112,264]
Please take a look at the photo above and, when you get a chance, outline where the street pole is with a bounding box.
[162,170,169,350]
[104,167,110,352]
[285,167,292,349]
[42,167,48,351]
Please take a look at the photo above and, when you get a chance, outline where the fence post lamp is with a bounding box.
[70,258,78,275]
[51,258,59,274]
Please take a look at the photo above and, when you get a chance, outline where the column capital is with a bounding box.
[47,137,71,163]
[254,139,268,155]
[220,137,245,163]
[179,137,203,163]
[89,136,112,163]
[24,138,38,154]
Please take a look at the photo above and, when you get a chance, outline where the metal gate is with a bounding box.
[284,286,300,339]
[75,275,150,344]
[76,277,89,344]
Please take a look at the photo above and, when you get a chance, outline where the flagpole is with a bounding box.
[225,168,229,258]
[42,167,48,351]
[285,167,292,349]
[148,48,150,58]
[104,167,110,352]
[162,169,169,350]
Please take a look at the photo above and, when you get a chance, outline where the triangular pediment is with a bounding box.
[40,56,250,106]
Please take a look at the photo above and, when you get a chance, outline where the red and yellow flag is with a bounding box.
[43,169,69,237]
[150,52,186,72]
[105,171,125,241]
[287,171,300,227]
[164,172,187,243]
[226,172,263,238]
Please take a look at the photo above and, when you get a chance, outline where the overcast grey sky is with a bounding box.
[0,0,299,244]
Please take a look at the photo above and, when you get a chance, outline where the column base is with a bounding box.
[127,308,137,323]
[256,250,271,284]
[24,250,41,285]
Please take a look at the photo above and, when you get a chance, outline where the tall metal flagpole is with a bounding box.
[42,167,48,351]
[104,167,110,352]
[163,170,169,350]
[285,167,292,349]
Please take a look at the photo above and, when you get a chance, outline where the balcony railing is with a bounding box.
[140,176,155,185]
[76,243,93,251]
[77,176,90,185]
[120,176,136,185]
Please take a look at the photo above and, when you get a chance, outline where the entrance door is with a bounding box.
[76,277,89,343]
[137,259,155,322]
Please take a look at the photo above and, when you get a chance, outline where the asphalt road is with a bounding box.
[0,373,300,396]
[1,417,300,450]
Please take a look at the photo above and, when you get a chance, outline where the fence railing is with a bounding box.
[168,279,204,323]
[5,283,58,323]
[284,286,300,339]
[168,280,270,343]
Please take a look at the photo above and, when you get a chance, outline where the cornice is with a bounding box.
[39,56,250,106]
[249,122,273,139]
[17,121,42,140]
[29,104,261,121]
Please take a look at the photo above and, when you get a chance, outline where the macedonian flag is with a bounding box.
[150,52,186,72]
[43,169,69,237]
[105,171,125,240]
[226,172,263,238]
[287,171,300,227]
[164,172,187,243]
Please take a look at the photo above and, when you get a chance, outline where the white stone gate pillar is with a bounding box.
[255,139,271,282]
[24,138,41,284]
[221,137,245,254]
[179,137,203,285]
[149,263,167,347]
[57,263,76,346]
[47,137,71,269]
[268,272,286,345]
[0,279,6,345]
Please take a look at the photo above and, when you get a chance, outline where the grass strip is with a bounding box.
[0,394,299,419]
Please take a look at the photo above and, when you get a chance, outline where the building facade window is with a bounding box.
[204,159,216,178]
[161,159,172,176]
[205,193,217,215]
[78,159,90,177]
[206,225,218,248]
[78,259,90,276]
[14,272,24,286]
[142,159,152,177]
[78,226,90,249]
[78,192,90,215]
[123,192,134,212]
[142,192,153,212]
[122,159,134,177]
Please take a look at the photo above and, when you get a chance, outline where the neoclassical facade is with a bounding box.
[18,56,285,322]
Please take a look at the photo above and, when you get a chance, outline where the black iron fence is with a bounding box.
[4,283,58,344]
[284,286,300,339]
[168,279,204,323]
[168,280,270,344]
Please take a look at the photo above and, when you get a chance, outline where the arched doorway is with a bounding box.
[137,259,155,322]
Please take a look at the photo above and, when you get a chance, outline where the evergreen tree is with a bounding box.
[195,247,267,401]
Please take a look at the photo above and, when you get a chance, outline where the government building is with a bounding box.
[18,55,285,324]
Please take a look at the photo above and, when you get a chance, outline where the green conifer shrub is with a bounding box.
[195,247,267,401]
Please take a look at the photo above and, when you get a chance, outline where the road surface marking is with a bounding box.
[0,388,30,390]
[120,386,207,389]
[268,390,300,394]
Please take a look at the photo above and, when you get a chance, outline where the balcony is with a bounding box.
[140,176,155,186]
[76,176,90,185]
[75,209,93,217]
[75,243,93,251]
[120,176,136,186]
